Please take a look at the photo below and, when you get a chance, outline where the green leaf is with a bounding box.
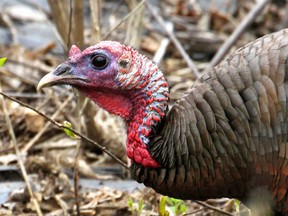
[0,58,7,67]
[178,203,188,214]
[63,121,80,139]
[165,197,187,215]
[159,196,169,216]
[127,197,145,214]
[127,198,134,212]
[138,198,145,213]
[234,199,241,212]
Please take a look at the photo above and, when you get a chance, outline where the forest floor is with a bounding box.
[0,0,288,215]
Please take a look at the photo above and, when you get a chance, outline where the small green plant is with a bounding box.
[0,58,7,67]
[127,197,145,215]
[159,196,170,216]
[234,199,241,212]
[159,196,188,216]
[63,121,80,139]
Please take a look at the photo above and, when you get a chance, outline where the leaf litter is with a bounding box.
[0,0,287,215]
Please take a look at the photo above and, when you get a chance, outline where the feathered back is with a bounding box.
[133,29,288,213]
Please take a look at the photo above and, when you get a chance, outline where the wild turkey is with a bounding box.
[38,29,288,214]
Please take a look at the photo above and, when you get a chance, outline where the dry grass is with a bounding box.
[0,0,287,215]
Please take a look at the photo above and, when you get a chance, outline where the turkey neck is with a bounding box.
[117,52,169,168]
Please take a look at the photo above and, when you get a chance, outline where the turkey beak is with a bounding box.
[37,64,76,91]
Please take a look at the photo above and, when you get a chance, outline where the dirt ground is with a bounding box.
[0,0,288,215]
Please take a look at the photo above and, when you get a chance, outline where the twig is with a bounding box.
[1,12,18,44]
[0,85,43,216]
[184,207,206,215]
[0,67,38,85]
[54,194,69,215]
[2,92,46,98]
[68,0,73,49]
[48,0,69,51]
[21,95,73,153]
[89,0,102,43]
[203,0,270,74]
[66,7,80,214]
[194,201,234,216]
[71,0,84,48]
[145,1,200,79]
[103,0,145,40]
[74,142,81,216]
[125,0,145,48]
[7,58,53,73]
[0,91,129,170]
[153,21,173,65]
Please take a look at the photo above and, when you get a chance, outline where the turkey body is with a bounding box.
[38,29,288,214]
[132,29,288,213]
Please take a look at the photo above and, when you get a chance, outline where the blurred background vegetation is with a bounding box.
[0,0,287,215]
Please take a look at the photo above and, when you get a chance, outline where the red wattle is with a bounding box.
[127,141,160,168]
[80,88,132,120]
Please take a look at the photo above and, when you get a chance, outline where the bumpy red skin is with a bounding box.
[68,42,169,168]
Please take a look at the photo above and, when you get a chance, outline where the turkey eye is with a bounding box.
[91,55,108,70]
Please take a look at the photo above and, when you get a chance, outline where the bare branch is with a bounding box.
[145,1,200,79]
[0,86,43,216]
[90,0,102,43]
[0,91,129,170]
[203,0,270,74]
[194,201,234,216]
[21,95,73,153]
[103,0,145,40]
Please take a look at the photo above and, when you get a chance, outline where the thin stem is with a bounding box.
[203,0,270,74]
[0,86,43,216]
[145,1,200,79]
[0,91,129,170]
[103,0,145,40]
[194,201,234,216]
